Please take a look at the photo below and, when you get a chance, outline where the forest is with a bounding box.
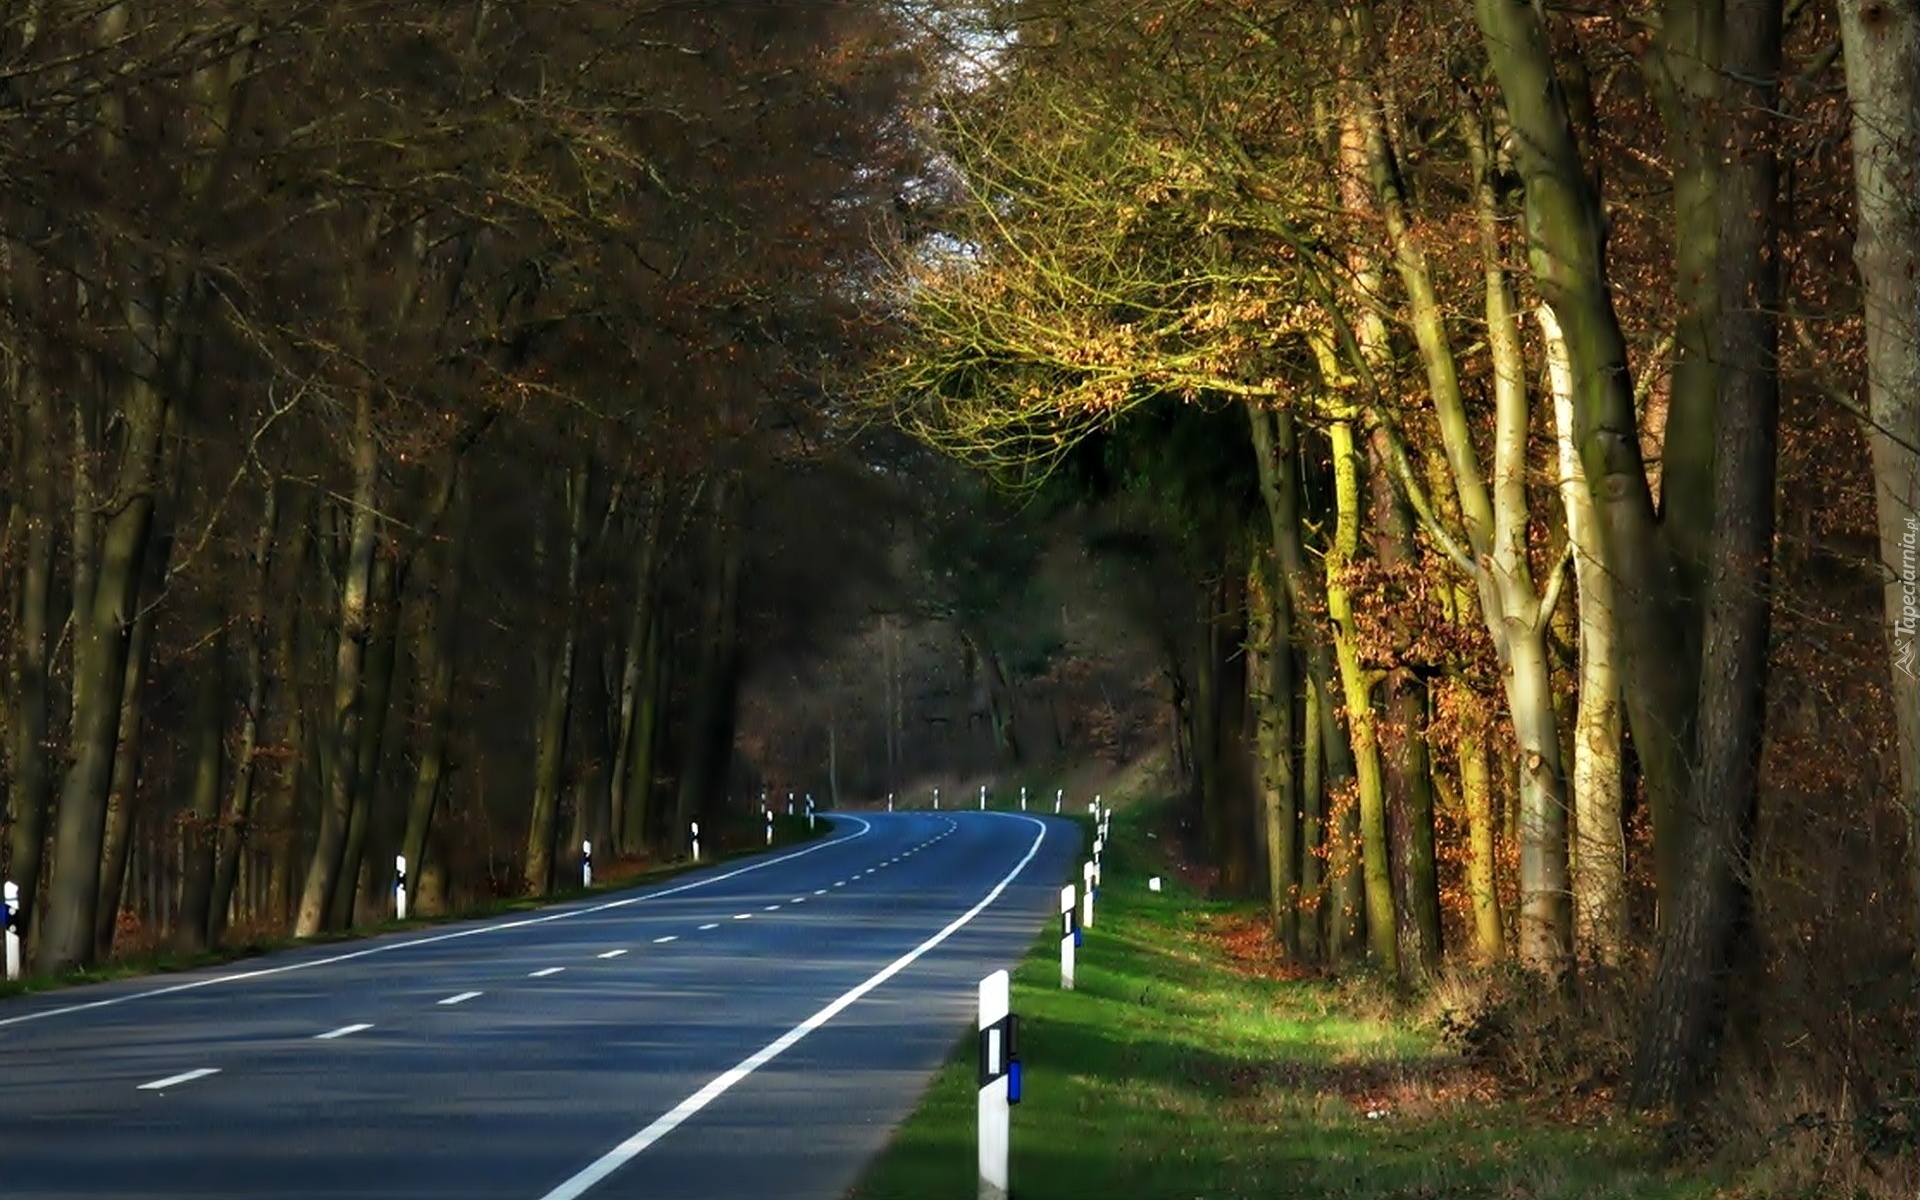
[0,0,1914,1182]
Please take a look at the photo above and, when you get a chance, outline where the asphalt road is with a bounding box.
[0,811,1079,1200]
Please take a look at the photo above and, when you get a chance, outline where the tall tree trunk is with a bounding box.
[175,637,227,954]
[330,552,398,929]
[91,576,158,961]
[607,478,663,858]
[1542,306,1626,964]
[1631,0,1783,1107]
[5,329,55,938]
[525,462,589,896]
[1836,0,1920,932]
[623,609,666,852]
[674,478,743,840]
[1247,402,1300,956]
[294,391,378,938]
[400,475,467,909]
[1455,686,1505,962]
[35,308,171,973]
[1325,419,1395,971]
[208,485,284,946]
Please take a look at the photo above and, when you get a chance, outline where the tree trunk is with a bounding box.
[208,484,284,946]
[526,462,590,896]
[35,327,170,973]
[294,391,378,938]
[175,637,227,955]
[92,581,157,962]
[1632,0,1783,1108]
[1247,402,1300,956]
[400,475,467,909]
[607,479,663,857]
[1542,305,1627,964]
[5,332,55,938]
[623,609,666,852]
[1325,419,1395,972]
[1836,0,1920,932]
[330,552,399,929]
[1456,687,1504,962]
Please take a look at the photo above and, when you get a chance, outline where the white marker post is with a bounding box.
[888,792,895,813]
[1059,884,1077,990]
[1019,786,1027,812]
[787,791,794,816]
[979,784,987,810]
[1093,838,1103,888]
[1055,788,1063,814]
[977,968,1016,1200]
[581,840,593,889]
[394,856,408,921]
[1149,876,1163,892]
[3,880,21,981]
[766,809,775,846]
[806,796,816,832]
[933,787,940,810]
[691,821,701,863]
[1082,861,1096,929]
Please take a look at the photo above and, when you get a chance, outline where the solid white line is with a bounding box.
[315,1023,372,1040]
[599,949,629,959]
[530,967,566,978]
[0,818,874,1031]
[699,923,719,931]
[533,814,1051,1200]
[439,992,483,1006]
[138,1068,220,1091]
[652,936,677,945]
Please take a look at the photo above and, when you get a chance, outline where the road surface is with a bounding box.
[0,811,1077,1199]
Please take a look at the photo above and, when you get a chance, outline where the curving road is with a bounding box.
[0,811,1078,1199]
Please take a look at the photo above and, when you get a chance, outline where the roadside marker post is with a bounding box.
[766,809,774,846]
[1059,884,1077,989]
[806,796,816,832]
[933,787,940,810]
[1149,876,1162,892]
[979,784,987,810]
[581,840,593,889]
[888,793,895,813]
[3,880,20,981]
[1082,861,1095,929]
[394,855,408,921]
[977,968,1019,1200]
[691,821,701,863]
[1055,788,1062,814]
[1019,786,1027,812]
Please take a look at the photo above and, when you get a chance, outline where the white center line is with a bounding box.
[315,1023,373,1040]
[790,897,806,904]
[699,923,720,931]
[652,935,678,944]
[732,913,752,920]
[813,889,827,896]
[598,949,629,959]
[439,991,483,1006]
[763,904,781,911]
[138,1068,220,1091]
[533,814,1051,1200]
[832,881,845,888]
[530,967,566,978]
[0,817,875,1034]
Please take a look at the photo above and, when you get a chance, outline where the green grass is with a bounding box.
[851,805,1728,1200]
[0,812,827,1000]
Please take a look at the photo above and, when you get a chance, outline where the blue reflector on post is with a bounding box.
[1007,1059,1022,1105]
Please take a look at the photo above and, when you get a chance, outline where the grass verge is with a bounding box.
[0,812,828,1000]
[850,803,1730,1200]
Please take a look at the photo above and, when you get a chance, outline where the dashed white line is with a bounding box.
[315,1023,373,1040]
[733,913,752,921]
[530,967,566,978]
[599,949,629,959]
[763,904,781,912]
[652,935,677,944]
[813,889,827,896]
[832,881,845,888]
[699,923,720,931]
[439,991,483,1006]
[0,817,875,1033]
[138,1068,220,1091]
[790,897,805,904]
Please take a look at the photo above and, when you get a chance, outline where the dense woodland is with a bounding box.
[0,0,1915,1183]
